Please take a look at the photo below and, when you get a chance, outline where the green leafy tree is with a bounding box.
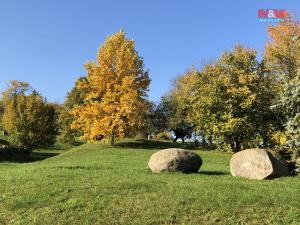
[138,101,158,139]
[58,105,77,144]
[2,82,58,153]
[211,46,271,151]
[282,73,300,147]
[58,77,88,145]
[64,77,88,109]
[187,46,280,151]
[155,96,174,133]
[0,100,4,132]
[2,80,31,105]
[1,80,32,136]
[155,94,194,143]
[265,16,300,147]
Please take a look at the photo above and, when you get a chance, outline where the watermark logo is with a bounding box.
[258,9,287,23]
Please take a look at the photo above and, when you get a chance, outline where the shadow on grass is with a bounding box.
[199,170,229,176]
[115,139,197,150]
[0,138,84,163]
[73,141,85,146]
[0,151,59,163]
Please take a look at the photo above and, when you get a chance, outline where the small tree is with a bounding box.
[2,84,58,153]
[1,80,32,136]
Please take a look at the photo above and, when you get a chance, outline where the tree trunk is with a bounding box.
[262,135,269,148]
[235,141,241,152]
[208,135,213,146]
[230,142,235,151]
[194,139,199,147]
[110,132,115,146]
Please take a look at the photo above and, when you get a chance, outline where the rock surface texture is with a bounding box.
[230,148,288,180]
[148,148,202,173]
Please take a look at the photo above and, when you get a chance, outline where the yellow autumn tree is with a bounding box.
[265,15,300,80]
[72,31,150,145]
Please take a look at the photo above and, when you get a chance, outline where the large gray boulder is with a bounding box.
[148,148,202,173]
[230,148,288,180]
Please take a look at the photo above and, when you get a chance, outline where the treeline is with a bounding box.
[0,17,299,157]
[155,46,282,152]
[153,17,300,152]
[0,31,151,154]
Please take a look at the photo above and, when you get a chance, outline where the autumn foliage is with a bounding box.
[1,17,300,154]
[2,81,58,152]
[265,16,300,80]
[156,17,300,152]
[71,31,150,145]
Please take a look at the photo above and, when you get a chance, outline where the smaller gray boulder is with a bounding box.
[230,148,288,180]
[148,148,202,173]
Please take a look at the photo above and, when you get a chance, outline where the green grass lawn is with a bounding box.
[0,133,8,142]
[0,140,299,225]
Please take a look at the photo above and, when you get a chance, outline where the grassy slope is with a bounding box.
[0,141,299,225]
[0,134,8,141]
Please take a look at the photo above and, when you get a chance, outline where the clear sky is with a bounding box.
[0,0,299,103]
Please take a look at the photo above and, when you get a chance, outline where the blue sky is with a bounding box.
[0,0,299,103]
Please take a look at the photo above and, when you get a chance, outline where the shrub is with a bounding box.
[2,91,58,153]
[215,142,232,152]
[0,139,10,154]
[134,131,147,140]
[291,149,300,175]
[57,106,76,145]
[155,132,173,141]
